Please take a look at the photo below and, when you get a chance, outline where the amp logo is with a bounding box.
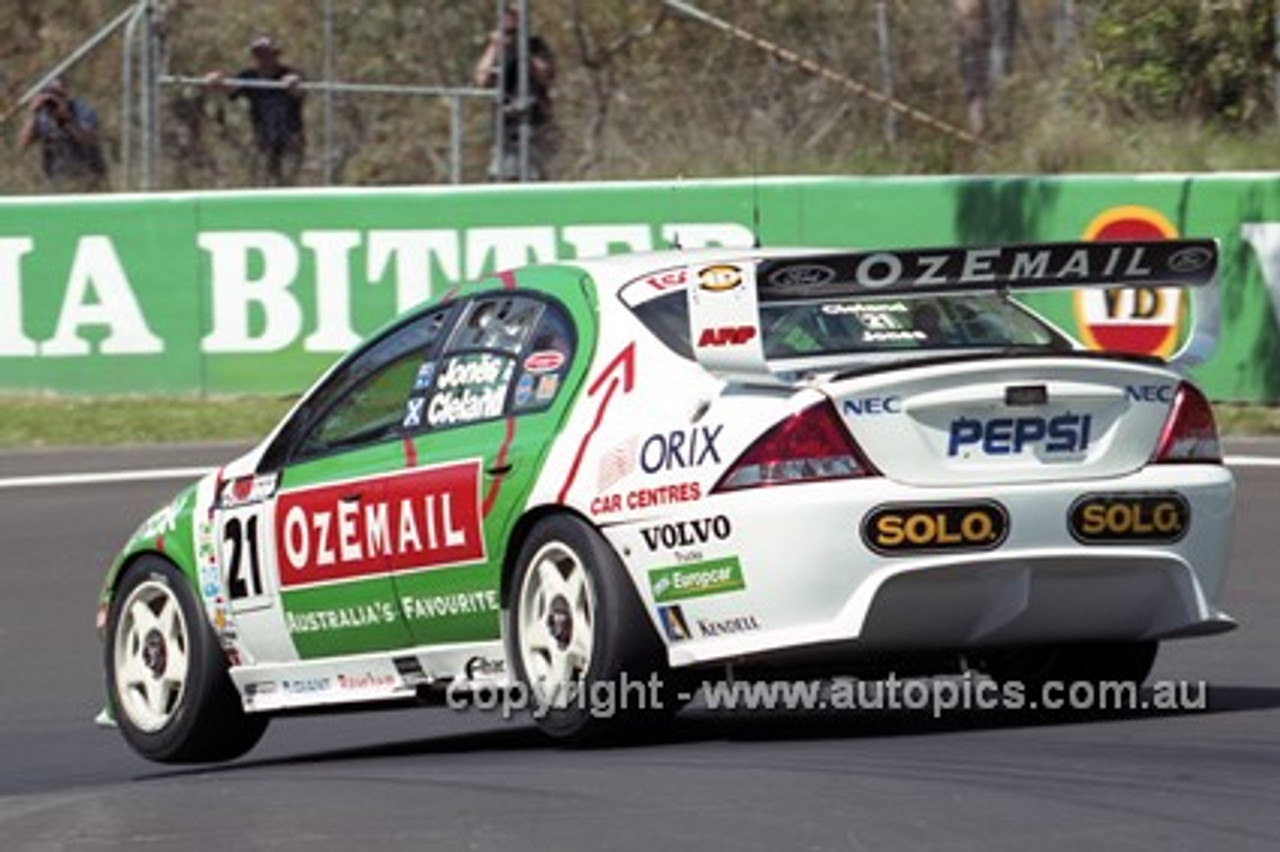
[697,326,757,347]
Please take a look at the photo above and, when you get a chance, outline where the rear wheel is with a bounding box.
[507,514,677,741]
[970,641,1159,687]
[106,555,267,763]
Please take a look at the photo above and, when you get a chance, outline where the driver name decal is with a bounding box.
[276,460,485,587]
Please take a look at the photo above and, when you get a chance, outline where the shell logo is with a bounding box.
[1073,206,1186,359]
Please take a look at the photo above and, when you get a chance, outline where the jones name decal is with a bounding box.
[276,460,485,587]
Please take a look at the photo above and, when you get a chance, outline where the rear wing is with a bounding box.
[686,239,1218,383]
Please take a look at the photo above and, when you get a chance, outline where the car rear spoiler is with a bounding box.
[685,239,1218,383]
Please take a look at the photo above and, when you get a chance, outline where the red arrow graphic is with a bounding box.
[558,342,636,504]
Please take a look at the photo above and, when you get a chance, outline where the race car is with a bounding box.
[97,237,1234,763]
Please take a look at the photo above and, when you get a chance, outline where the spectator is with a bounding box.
[18,78,108,192]
[472,3,557,181]
[207,36,305,186]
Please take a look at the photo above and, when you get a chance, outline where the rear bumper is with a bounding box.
[602,463,1235,668]
[851,551,1234,649]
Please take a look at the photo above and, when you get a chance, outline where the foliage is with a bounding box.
[1086,0,1275,125]
[0,1,1277,193]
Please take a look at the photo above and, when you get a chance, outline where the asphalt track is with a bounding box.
[1,442,1277,851]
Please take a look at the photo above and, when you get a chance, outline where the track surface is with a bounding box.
[1,443,1278,851]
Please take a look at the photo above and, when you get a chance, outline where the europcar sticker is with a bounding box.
[862,501,1009,555]
[1069,492,1189,544]
[649,556,745,603]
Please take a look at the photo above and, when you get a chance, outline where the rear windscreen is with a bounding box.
[626,289,1071,360]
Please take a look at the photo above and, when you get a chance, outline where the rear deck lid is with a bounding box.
[828,356,1179,485]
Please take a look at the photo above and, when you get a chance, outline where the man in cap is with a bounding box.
[473,3,557,180]
[18,78,108,192]
[208,36,305,185]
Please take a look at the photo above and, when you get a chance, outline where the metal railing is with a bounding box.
[155,75,495,186]
[14,0,523,191]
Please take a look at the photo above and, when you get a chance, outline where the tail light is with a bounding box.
[713,400,878,492]
[1151,382,1221,464]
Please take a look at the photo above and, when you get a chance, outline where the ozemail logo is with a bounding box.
[275,460,485,587]
[1074,206,1185,358]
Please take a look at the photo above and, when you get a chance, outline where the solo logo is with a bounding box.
[1068,492,1189,544]
[861,500,1009,555]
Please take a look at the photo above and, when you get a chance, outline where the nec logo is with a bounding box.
[1125,384,1175,403]
[697,326,757,347]
[947,413,1093,456]
[843,396,902,416]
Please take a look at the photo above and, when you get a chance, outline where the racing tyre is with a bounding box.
[105,556,268,763]
[508,514,679,742]
[971,641,1159,687]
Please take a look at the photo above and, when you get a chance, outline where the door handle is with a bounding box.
[487,463,514,477]
[340,493,363,502]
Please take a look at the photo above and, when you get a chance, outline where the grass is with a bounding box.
[0,395,298,448]
[1209,403,1280,438]
[1,394,1278,448]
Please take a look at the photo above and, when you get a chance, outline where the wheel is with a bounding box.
[105,555,268,763]
[507,514,677,741]
[971,641,1159,687]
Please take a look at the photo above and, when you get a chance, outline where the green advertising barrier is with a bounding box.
[3,174,1280,400]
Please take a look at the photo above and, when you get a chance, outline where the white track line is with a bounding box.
[0,467,212,490]
[1224,455,1280,468]
[0,456,1277,491]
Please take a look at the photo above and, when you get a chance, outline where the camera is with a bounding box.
[35,92,68,118]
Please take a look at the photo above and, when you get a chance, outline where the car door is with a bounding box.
[392,285,591,650]
[217,305,456,663]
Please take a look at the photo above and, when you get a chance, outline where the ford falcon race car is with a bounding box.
[97,237,1234,762]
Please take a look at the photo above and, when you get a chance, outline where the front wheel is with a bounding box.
[507,514,677,741]
[105,555,267,763]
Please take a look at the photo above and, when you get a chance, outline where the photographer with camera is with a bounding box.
[18,78,107,192]
[473,2,557,181]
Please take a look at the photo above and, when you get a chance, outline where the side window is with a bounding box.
[512,305,574,413]
[286,307,453,463]
[414,293,576,431]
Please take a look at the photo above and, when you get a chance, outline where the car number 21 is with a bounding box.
[219,507,271,603]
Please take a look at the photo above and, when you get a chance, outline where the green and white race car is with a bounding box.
[97,238,1234,762]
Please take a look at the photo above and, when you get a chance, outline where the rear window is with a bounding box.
[627,290,1070,360]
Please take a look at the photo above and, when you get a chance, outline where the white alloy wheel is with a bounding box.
[112,579,191,733]
[516,539,597,710]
